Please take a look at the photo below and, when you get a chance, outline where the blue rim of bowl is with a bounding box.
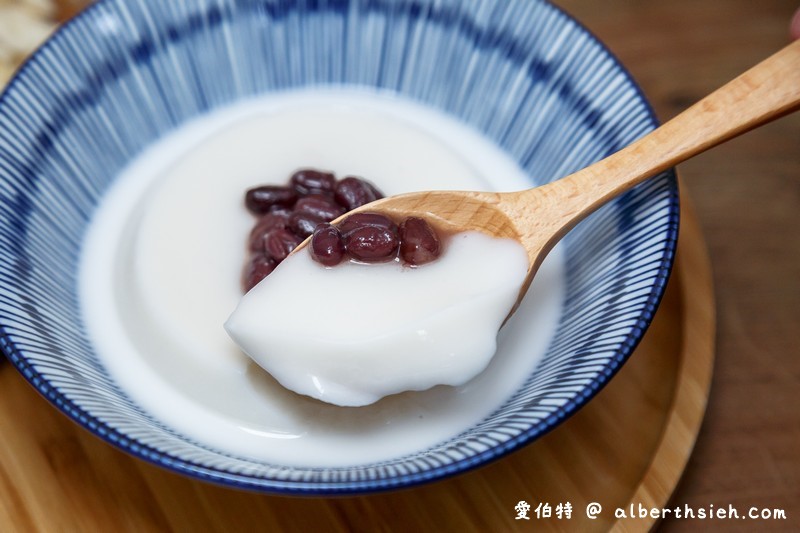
[0,0,679,494]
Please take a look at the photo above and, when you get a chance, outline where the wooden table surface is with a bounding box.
[1,0,799,531]
[553,1,800,531]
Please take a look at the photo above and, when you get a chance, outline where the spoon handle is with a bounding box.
[533,38,800,231]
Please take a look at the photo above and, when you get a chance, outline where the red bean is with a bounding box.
[245,185,297,214]
[334,176,384,210]
[243,253,277,292]
[294,194,346,222]
[344,225,399,262]
[261,228,302,261]
[289,211,324,238]
[310,223,345,266]
[249,213,289,251]
[338,212,397,235]
[399,217,441,266]
[290,169,336,196]
[364,181,384,202]
[268,205,293,218]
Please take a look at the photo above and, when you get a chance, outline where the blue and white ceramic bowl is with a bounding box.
[0,0,677,493]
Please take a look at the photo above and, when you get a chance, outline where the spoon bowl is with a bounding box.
[317,38,800,314]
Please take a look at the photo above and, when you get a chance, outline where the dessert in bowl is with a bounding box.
[0,0,677,493]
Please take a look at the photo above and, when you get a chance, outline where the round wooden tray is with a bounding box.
[0,184,714,531]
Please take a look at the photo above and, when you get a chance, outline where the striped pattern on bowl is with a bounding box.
[0,0,677,493]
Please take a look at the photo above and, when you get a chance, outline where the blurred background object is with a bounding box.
[0,0,56,85]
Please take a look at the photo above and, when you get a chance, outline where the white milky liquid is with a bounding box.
[80,89,565,467]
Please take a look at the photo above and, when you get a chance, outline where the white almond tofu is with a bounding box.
[225,232,528,406]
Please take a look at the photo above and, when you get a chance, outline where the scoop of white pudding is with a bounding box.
[225,231,529,406]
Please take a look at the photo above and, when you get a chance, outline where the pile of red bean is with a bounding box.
[310,213,441,268]
[242,168,441,291]
[242,169,382,290]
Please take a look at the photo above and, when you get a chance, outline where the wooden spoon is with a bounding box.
[312,39,800,311]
